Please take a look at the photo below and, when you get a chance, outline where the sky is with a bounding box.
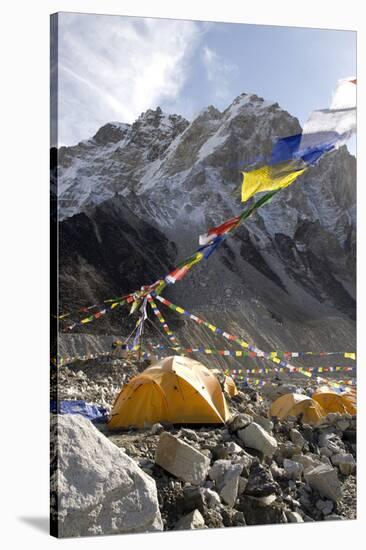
[54,13,356,152]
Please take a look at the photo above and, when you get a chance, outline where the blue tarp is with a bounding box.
[50,400,109,422]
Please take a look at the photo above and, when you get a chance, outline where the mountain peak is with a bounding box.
[92,122,131,145]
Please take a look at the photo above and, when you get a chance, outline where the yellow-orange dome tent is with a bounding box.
[270,393,325,425]
[312,388,356,415]
[108,356,230,429]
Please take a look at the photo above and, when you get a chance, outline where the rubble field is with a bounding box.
[52,357,357,534]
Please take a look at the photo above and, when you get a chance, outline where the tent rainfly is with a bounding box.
[312,388,356,415]
[270,392,325,425]
[108,355,230,429]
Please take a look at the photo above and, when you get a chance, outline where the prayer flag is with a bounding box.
[241,162,307,203]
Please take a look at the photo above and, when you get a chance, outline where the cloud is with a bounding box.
[202,46,238,100]
[56,14,201,145]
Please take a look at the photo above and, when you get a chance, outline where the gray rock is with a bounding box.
[286,511,304,523]
[174,509,206,530]
[336,419,350,431]
[320,455,332,466]
[245,462,280,497]
[293,453,322,473]
[253,414,274,432]
[183,486,206,512]
[155,432,210,485]
[151,423,164,435]
[237,477,248,495]
[220,463,243,507]
[227,441,244,455]
[331,453,356,475]
[304,464,342,501]
[180,428,199,442]
[319,446,333,458]
[50,415,163,537]
[316,499,334,515]
[228,413,253,431]
[289,429,305,448]
[204,488,221,509]
[270,462,286,480]
[233,452,253,477]
[238,422,278,457]
[283,458,304,480]
[278,441,303,458]
[209,460,243,507]
[238,495,287,525]
[208,460,232,487]
[250,494,278,506]
[220,507,246,527]
[212,444,229,460]
[318,432,345,456]
[326,514,343,520]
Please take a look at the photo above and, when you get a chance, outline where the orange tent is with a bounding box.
[312,388,356,415]
[108,356,230,429]
[270,393,325,424]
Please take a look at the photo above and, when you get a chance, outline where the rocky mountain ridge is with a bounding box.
[55,92,356,352]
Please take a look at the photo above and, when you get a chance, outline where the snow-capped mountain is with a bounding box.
[55,93,356,354]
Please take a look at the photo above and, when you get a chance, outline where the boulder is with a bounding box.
[289,429,305,448]
[227,441,244,455]
[50,414,163,537]
[204,488,221,509]
[228,413,253,432]
[283,458,304,480]
[212,444,229,460]
[316,499,334,516]
[278,441,303,459]
[336,419,350,432]
[202,508,224,528]
[220,507,246,527]
[150,423,164,435]
[238,495,287,525]
[317,432,345,456]
[253,414,274,432]
[245,462,280,498]
[286,511,304,523]
[209,460,243,507]
[319,446,333,458]
[304,464,342,501]
[208,459,232,486]
[238,422,277,457]
[155,432,210,485]
[331,453,356,475]
[180,428,200,442]
[182,486,206,513]
[237,477,248,495]
[220,463,243,507]
[174,509,206,530]
[292,453,322,473]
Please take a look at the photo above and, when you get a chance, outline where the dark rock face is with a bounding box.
[58,196,177,330]
[244,462,280,497]
[55,92,356,352]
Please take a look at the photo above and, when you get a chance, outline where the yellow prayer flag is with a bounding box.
[241,163,307,203]
[344,352,356,360]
